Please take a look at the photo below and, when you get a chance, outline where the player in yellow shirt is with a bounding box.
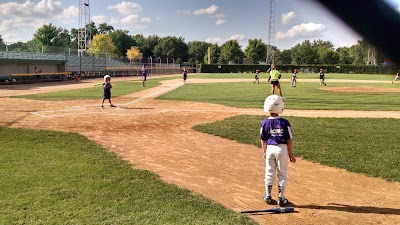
[267,64,283,97]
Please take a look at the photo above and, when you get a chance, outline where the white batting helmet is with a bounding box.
[104,75,111,80]
[264,95,284,114]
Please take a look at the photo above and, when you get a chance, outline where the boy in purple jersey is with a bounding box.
[141,64,148,87]
[260,94,296,207]
[101,75,116,108]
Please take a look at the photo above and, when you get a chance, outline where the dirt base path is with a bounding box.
[1,77,399,225]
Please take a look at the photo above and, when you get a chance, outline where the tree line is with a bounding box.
[0,22,389,65]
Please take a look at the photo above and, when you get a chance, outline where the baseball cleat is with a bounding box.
[278,197,289,207]
[263,195,277,205]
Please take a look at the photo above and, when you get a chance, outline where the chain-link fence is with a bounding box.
[1,43,185,78]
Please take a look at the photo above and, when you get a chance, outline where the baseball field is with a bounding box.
[1,73,399,224]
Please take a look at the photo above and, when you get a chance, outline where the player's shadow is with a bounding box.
[294,203,400,215]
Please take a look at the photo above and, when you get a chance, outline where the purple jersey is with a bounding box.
[142,67,147,76]
[260,117,293,145]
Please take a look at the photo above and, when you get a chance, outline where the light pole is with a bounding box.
[159,57,162,75]
[150,56,152,75]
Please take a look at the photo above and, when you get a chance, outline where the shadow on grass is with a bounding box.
[295,203,400,215]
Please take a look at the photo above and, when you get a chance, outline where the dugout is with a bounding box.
[0,51,68,84]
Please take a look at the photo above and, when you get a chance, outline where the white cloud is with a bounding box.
[121,15,140,24]
[55,5,79,23]
[0,17,45,32]
[205,37,222,43]
[140,18,151,23]
[108,1,142,15]
[276,23,325,40]
[216,19,226,25]
[119,15,150,29]
[192,4,226,25]
[177,10,192,15]
[0,0,80,42]
[92,16,107,24]
[107,2,149,29]
[2,33,21,43]
[281,11,296,24]
[0,0,70,18]
[228,34,246,41]
[194,5,219,16]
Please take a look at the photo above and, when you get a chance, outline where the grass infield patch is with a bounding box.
[158,82,400,111]
[0,127,256,224]
[193,115,400,182]
[195,73,395,81]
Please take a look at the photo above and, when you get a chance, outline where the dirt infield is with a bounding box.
[0,77,399,225]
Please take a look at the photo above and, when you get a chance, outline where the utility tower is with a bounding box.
[266,0,275,64]
[78,0,90,56]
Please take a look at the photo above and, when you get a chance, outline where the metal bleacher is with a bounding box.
[0,51,66,62]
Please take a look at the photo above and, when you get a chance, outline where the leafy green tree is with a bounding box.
[0,35,5,51]
[336,47,352,64]
[244,39,267,64]
[153,36,188,62]
[69,28,79,50]
[220,40,244,64]
[203,43,220,64]
[88,34,116,56]
[6,42,29,52]
[312,40,338,64]
[291,40,317,64]
[109,29,135,57]
[33,23,70,47]
[188,41,211,64]
[133,34,160,58]
[98,23,114,34]
[349,40,369,65]
[86,22,98,40]
[275,49,292,64]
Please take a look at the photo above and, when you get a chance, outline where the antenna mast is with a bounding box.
[78,0,90,56]
[266,0,275,64]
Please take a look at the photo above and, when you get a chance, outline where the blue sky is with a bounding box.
[1,0,400,50]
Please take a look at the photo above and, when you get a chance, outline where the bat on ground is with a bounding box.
[240,207,294,214]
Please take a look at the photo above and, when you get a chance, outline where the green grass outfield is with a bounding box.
[15,76,178,101]
[157,81,400,111]
[193,116,400,182]
[0,127,256,224]
[193,73,396,81]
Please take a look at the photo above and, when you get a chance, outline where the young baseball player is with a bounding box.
[101,75,116,108]
[319,68,327,86]
[260,95,296,207]
[183,67,188,85]
[391,70,400,84]
[141,64,148,87]
[254,69,260,84]
[291,69,298,87]
[267,64,283,96]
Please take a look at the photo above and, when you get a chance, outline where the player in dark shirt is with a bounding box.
[319,68,327,86]
[101,75,116,108]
